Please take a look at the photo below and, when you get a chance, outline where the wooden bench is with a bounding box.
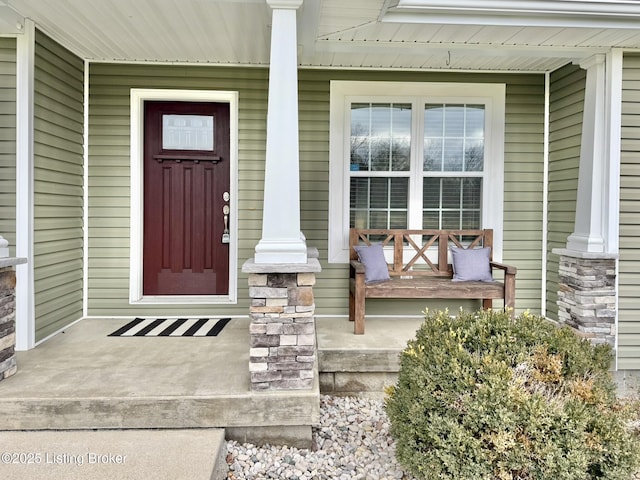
[349,228,517,334]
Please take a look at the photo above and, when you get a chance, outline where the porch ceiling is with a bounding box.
[3,0,640,72]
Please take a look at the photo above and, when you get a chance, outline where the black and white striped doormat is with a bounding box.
[108,317,232,337]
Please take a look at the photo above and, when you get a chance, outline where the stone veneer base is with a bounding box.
[242,250,322,391]
[554,248,617,347]
[0,267,17,381]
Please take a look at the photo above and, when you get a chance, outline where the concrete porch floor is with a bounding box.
[0,316,423,439]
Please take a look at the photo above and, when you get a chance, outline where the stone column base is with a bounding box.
[553,249,617,346]
[242,249,322,391]
[0,267,17,381]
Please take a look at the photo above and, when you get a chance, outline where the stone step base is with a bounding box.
[318,346,402,397]
[0,429,227,480]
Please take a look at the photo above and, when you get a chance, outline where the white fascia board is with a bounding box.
[386,1,640,28]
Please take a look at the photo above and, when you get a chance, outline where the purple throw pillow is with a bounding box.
[450,247,493,282]
[354,244,390,284]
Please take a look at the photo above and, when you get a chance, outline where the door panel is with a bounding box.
[143,101,230,295]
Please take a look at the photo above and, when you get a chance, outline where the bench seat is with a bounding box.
[348,228,517,334]
[350,273,507,300]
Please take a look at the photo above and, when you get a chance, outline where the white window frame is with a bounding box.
[129,89,239,304]
[328,81,506,263]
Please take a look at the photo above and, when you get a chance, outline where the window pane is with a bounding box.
[370,104,390,136]
[370,178,388,208]
[350,103,412,173]
[349,177,409,229]
[371,138,390,171]
[443,138,464,172]
[390,178,409,208]
[350,103,371,172]
[351,142,369,172]
[444,105,465,137]
[350,178,369,209]
[392,104,411,171]
[392,104,411,137]
[350,103,370,135]
[422,211,440,229]
[462,211,480,229]
[462,178,482,209]
[424,138,442,171]
[424,104,485,173]
[442,178,461,209]
[425,105,443,137]
[442,211,461,230]
[466,105,485,138]
[369,211,388,229]
[423,177,440,209]
[370,104,391,171]
[465,139,484,171]
[390,211,408,229]
[423,177,482,230]
[351,210,368,229]
[391,137,410,171]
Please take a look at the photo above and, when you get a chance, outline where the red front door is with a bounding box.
[143,101,230,295]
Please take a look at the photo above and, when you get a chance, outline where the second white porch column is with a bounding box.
[566,54,608,253]
[254,0,307,264]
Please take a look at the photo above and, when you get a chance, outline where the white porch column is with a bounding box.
[553,52,622,354]
[566,54,608,253]
[15,19,35,350]
[254,0,307,264]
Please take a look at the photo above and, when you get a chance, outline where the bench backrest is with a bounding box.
[349,228,494,278]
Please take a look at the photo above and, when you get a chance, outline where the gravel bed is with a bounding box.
[226,395,640,480]
[226,395,414,480]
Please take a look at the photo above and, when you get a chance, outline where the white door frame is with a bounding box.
[129,89,239,304]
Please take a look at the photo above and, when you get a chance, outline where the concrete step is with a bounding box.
[316,317,421,397]
[0,429,228,480]
[0,318,320,448]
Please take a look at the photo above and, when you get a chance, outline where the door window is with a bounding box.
[162,114,215,151]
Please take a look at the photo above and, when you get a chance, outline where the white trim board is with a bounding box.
[129,89,239,305]
[15,19,35,351]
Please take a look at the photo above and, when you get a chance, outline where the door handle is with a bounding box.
[222,205,230,244]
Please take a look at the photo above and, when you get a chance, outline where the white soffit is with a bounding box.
[4,0,640,71]
[0,4,24,34]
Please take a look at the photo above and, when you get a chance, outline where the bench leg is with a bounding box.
[504,274,516,318]
[354,304,365,334]
[353,288,365,335]
[482,298,492,311]
[349,290,355,322]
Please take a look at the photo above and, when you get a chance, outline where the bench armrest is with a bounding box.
[490,261,517,314]
[350,259,365,275]
[490,261,518,276]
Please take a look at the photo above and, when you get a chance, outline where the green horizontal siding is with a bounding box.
[33,30,84,341]
[619,53,640,369]
[87,65,545,318]
[546,64,585,321]
[298,70,545,316]
[0,37,15,255]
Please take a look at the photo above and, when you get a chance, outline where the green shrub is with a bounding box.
[385,309,640,480]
